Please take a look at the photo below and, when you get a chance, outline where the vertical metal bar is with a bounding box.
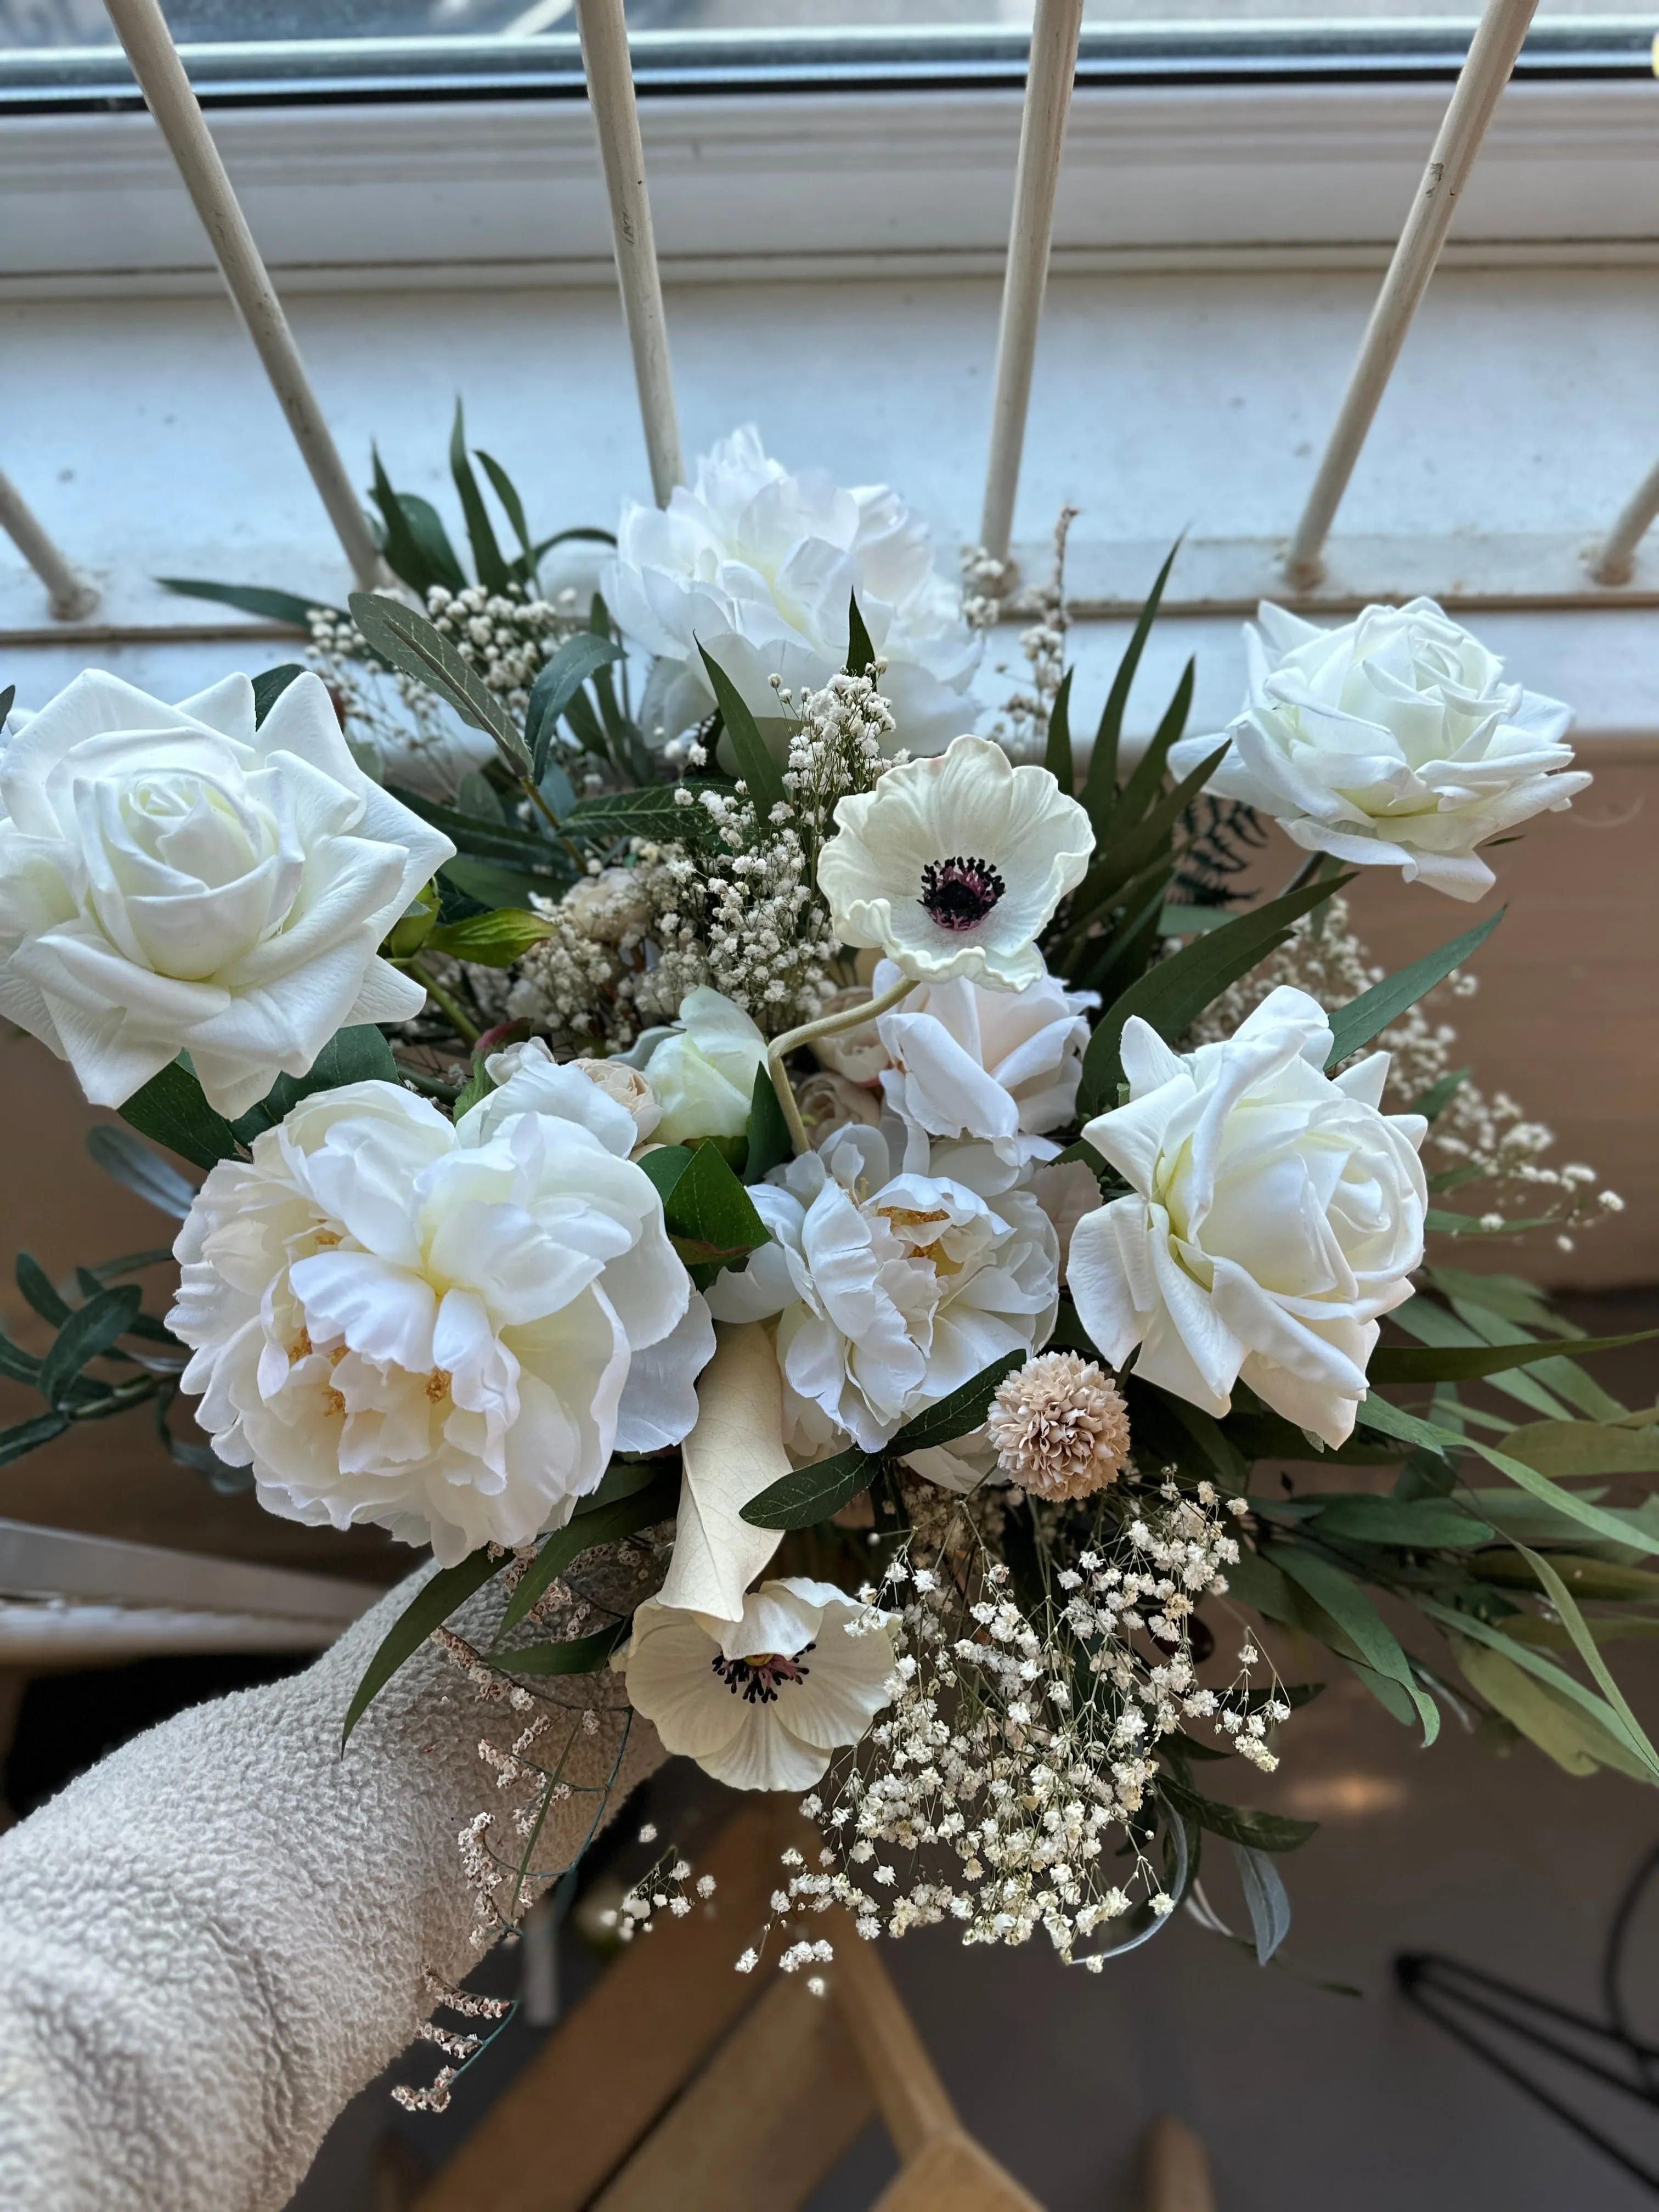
[1284,0,1538,588]
[979,0,1085,573]
[575,0,684,507]
[0,471,99,621]
[1591,458,1659,585]
[101,0,390,591]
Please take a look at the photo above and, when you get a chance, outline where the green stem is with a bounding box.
[766,973,916,1156]
[520,774,587,870]
[410,957,481,1047]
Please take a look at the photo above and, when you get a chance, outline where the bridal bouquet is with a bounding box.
[3,422,1653,2019]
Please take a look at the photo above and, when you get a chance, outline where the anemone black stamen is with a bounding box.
[711,1645,815,1705]
[918,855,1006,932]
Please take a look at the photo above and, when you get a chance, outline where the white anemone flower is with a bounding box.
[1067,986,1427,1449]
[1169,598,1590,902]
[818,736,1093,991]
[618,1578,899,1791]
[705,1118,1060,1457]
[168,1069,714,1564]
[0,669,452,1115]
[602,426,981,753]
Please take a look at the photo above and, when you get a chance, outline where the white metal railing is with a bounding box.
[1,5,1656,625]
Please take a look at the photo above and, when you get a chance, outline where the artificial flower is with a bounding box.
[809,985,889,1085]
[1169,598,1591,901]
[872,954,1095,1166]
[797,1068,884,1144]
[1067,986,1427,1448]
[572,1056,662,1143]
[705,1118,1059,1456]
[633,987,768,1146]
[818,736,1093,991]
[618,1578,898,1791]
[985,1351,1130,1502]
[0,669,452,1115]
[603,425,980,753]
[168,1073,712,1565]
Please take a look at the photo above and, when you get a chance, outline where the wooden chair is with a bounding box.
[411,1797,1043,2212]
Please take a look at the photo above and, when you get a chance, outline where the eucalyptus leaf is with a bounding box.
[526,631,626,783]
[889,1349,1027,1455]
[449,400,511,594]
[15,1254,70,1327]
[0,1411,71,1465]
[119,1059,240,1171]
[563,782,719,843]
[746,1062,794,1187]
[349,592,529,774]
[1233,1842,1293,1962]
[1369,1329,1657,1385]
[251,664,307,725]
[85,1126,197,1219]
[1159,1772,1317,1852]
[1312,1496,1493,1548]
[1276,1547,1440,1743]
[740,1444,885,1532]
[38,1286,142,1407]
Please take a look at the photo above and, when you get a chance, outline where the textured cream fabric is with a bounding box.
[0,1566,663,2211]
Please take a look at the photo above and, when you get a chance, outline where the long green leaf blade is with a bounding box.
[497,1464,681,1635]
[449,400,511,594]
[156,577,329,627]
[1369,1329,1658,1385]
[1325,908,1505,1069]
[696,643,788,819]
[1044,667,1075,789]
[490,1621,631,1675]
[1276,1546,1439,1743]
[889,1349,1027,1454]
[1081,539,1180,826]
[39,1286,142,1407]
[341,1548,509,1746]
[741,1444,884,1531]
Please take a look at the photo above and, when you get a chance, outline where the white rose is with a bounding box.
[638,987,768,1145]
[1067,986,1427,1449]
[0,669,452,1115]
[705,1119,1059,1457]
[167,1073,713,1565]
[603,425,981,753]
[1170,598,1590,902]
[872,954,1096,1170]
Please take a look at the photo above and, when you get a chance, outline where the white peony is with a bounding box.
[818,737,1093,992]
[704,1118,1059,1457]
[871,955,1096,1170]
[1067,987,1427,1449]
[167,1069,713,1565]
[634,987,768,1146]
[603,425,981,753]
[618,1578,898,1791]
[1169,599,1590,902]
[0,670,452,1117]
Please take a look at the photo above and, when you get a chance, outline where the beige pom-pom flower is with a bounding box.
[986,1351,1130,1502]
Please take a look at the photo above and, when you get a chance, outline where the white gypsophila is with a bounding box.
[603,426,981,753]
[0,670,452,1116]
[1068,986,1427,1449]
[704,1117,1060,1457]
[167,1061,714,1565]
[818,736,1093,992]
[629,986,768,1144]
[618,1578,899,1791]
[1169,599,1590,902]
[870,954,1096,1170]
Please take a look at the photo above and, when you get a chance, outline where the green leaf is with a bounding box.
[1222,1544,1298,1625]
[1386,1294,1573,1421]
[389,786,568,878]
[119,1060,240,1171]
[1469,1551,1659,1602]
[1275,1547,1440,1743]
[439,859,549,911]
[1444,1295,1627,1423]
[156,577,326,627]
[1068,738,1224,924]
[746,1062,794,1187]
[645,1141,770,1276]
[1158,1773,1317,1853]
[846,590,876,679]
[498,1464,681,1635]
[1110,656,1197,835]
[85,1125,197,1219]
[1081,539,1180,826]
[0,1327,41,1387]
[696,642,788,820]
[1079,870,1354,1111]
[0,684,12,726]
[1325,909,1505,1069]
[1425,1591,1659,1779]
[888,1349,1027,1455]
[1233,1842,1293,1962]
[1410,1066,1471,1122]
[366,449,465,596]
[1450,1632,1655,1781]
[526,631,627,785]
[1369,1329,1658,1385]
[492,1620,631,1675]
[349,591,529,775]
[473,449,535,567]
[252,664,307,725]
[426,908,556,967]
[342,1547,510,1746]
[563,783,719,844]
[1044,667,1075,789]
[448,400,511,594]
[1517,1543,1659,1778]
[232,1026,400,1141]
[15,1254,70,1327]
[0,1411,71,1465]
[740,1444,885,1532]
[1493,1421,1659,1480]
[1311,1496,1493,1548]
[39,1285,142,1407]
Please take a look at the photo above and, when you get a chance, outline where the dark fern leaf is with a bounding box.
[1169,795,1270,909]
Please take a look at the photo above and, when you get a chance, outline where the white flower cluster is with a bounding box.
[768,1477,1277,1966]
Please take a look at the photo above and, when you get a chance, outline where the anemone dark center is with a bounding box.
[712,1645,814,1705]
[918,855,1005,932]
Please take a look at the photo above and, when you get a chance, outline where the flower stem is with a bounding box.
[520,774,587,871]
[410,957,482,1047]
[766,973,916,1156]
